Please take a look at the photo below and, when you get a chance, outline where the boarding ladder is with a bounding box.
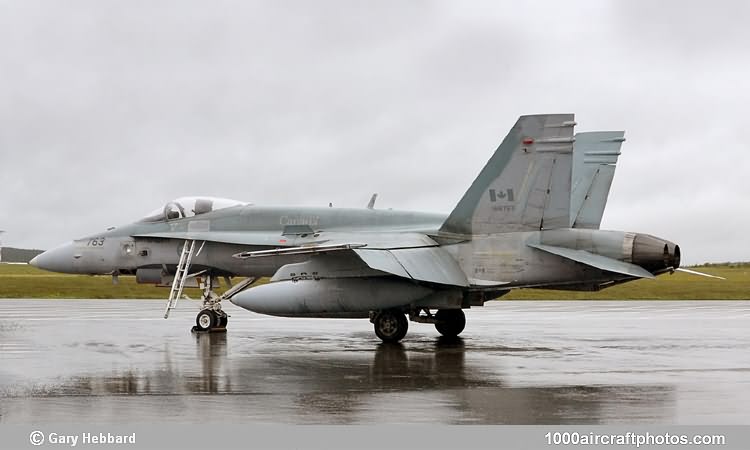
[164,240,197,319]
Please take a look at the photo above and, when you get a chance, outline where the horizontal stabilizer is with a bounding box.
[528,243,655,279]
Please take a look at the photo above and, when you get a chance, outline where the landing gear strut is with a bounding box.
[192,274,228,333]
[371,310,408,343]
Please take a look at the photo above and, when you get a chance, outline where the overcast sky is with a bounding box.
[1,1,748,264]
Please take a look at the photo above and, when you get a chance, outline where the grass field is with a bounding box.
[0,263,747,300]
[505,265,749,300]
[0,263,242,299]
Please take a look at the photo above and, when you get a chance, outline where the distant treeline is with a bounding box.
[693,262,750,268]
[1,247,44,263]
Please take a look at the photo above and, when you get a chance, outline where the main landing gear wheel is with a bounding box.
[194,309,227,332]
[434,309,466,337]
[373,310,408,343]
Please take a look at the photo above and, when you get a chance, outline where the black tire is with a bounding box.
[218,315,228,328]
[196,309,217,331]
[434,309,466,337]
[373,310,408,343]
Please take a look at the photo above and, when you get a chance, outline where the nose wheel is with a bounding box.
[193,308,228,333]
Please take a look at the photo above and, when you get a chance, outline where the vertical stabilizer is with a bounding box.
[570,131,624,229]
[440,114,575,235]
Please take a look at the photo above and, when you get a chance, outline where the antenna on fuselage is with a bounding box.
[367,193,378,210]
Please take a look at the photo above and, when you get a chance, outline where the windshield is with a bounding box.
[139,197,247,222]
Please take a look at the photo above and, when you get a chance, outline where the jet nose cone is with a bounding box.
[30,242,79,273]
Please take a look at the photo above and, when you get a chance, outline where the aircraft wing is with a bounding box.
[255,232,468,287]
[313,231,440,249]
[266,245,469,287]
[234,243,367,258]
[528,243,655,279]
[256,232,467,285]
[354,247,469,286]
[136,229,468,287]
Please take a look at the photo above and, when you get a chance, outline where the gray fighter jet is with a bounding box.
[30,114,687,342]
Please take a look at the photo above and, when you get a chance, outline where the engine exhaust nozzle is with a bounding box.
[631,234,680,273]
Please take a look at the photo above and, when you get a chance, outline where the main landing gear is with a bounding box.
[371,310,409,343]
[370,308,467,343]
[434,309,466,338]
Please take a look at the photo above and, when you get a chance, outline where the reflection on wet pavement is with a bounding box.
[0,300,748,424]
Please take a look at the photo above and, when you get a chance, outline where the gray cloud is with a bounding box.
[1,0,747,264]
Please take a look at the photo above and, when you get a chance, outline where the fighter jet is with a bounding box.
[31,114,686,342]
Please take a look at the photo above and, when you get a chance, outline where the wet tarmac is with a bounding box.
[0,300,748,424]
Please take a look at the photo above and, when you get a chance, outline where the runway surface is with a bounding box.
[0,300,748,424]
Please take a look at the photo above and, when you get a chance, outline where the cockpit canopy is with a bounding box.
[140,197,247,222]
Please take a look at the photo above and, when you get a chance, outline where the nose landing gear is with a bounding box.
[192,274,233,333]
[162,239,257,333]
